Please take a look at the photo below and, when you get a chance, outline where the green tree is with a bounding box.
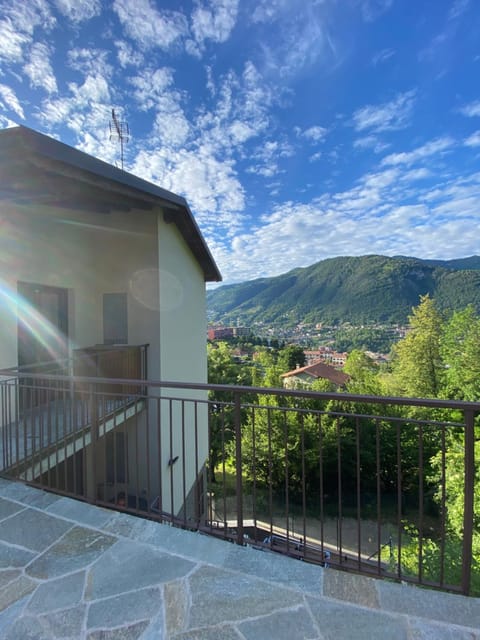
[277,345,306,372]
[389,295,445,399]
[207,342,252,482]
[441,306,480,401]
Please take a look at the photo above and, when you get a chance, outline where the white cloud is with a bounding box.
[0,83,25,119]
[401,168,431,181]
[464,130,480,147]
[381,137,455,166]
[354,135,390,153]
[0,0,55,63]
[67,48,113,78]
[296,125,328,143]
[371,47,395,65]
[23,42,57,93]
[459,100,480,117]
[40,72,112,141]
[448,0,470,21]
[228,120,256,144]
[131,145,245,235]
[361,0,394,22]
[190,0,239,47]
[53,0,101,23]
[128,68,177,110]
[115,40,144,68]
[0,19,30,63]
[215,167,480,284]
[113,0,188,51]
[153,110,190,148]
[255,1,338,78]
[251,0,286,24]
[247,139,294,177]
[309,151,322,162]
[353,90,416,133]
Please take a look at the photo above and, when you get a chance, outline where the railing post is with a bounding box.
[461,409,475,595]
[234,390,244,545]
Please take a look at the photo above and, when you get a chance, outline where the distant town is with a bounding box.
[208,321,409,367]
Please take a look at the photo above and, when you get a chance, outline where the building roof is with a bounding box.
[0,125,221,282]
[281,361,350,386]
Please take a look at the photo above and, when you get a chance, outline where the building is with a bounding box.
[207,326,250,340]
[304,348,348,367]
[281,361,350,389]
[0,125,221,518]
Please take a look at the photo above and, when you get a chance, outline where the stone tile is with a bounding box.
[0,497,24,520]
[0,541,36,569]
[323,570,380,608]
[223,544,324,595]
[172,626,243,640]
[136,524,232,566]
[0,575,36,612]
[0,508,72,552]
[237,606,321,640]
[101,510,142,538]
[0,595,31,637]
[306,595,409,640]
[2,607,85,640]
[37,605,86,638]
[164,579,189,636]
[136,611,165,639]
[377,581,480,629]
[187,565,303,629]
[2,616,53,640]
[408,617,480,639]
[26,526,117,579]
[0,569,21,589]
[87,587,163,630]
[46,496,114,528]
[87,620,150,639]
[0,481,61,509]
[85,540,196,601]
[3,606,86,639]
[26,570,86,614]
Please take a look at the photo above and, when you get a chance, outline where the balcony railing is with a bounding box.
[0,372,478,596]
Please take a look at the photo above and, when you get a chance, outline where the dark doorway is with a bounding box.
[17,281,69,409]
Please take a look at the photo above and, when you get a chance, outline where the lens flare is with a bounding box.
[0,279,69,367]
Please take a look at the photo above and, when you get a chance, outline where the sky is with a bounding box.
[1,0,480,286]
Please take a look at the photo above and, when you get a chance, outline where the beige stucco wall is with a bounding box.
[0,201,160,371]
[153,216,209,517]
[1,199,211,517]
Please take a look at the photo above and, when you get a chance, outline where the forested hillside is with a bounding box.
[208,255,480,325]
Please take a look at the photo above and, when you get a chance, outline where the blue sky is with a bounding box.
[1,0,479,285]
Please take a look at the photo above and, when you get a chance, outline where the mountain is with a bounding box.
[207,255,480,326]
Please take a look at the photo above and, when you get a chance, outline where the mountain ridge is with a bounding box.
[207,255,480,326]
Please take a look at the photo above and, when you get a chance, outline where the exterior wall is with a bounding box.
[0,201,159,371]
[1,197,210,519]
[154,216,209,517]
[282,373,311,389]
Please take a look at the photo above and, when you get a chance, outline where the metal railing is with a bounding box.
[0,372,478,596]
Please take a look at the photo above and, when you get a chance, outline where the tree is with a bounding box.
[389,295,445,399]
[441,306,480,401]
[277,345,306,372]
[207,342,252,482]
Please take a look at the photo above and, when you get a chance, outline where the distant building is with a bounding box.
[304,348,348,367]
[281,361,350,389]
[208,326,250,340]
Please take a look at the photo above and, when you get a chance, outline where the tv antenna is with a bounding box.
[109,108,129,170]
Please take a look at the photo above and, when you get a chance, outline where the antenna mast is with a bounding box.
[109,108,129,170]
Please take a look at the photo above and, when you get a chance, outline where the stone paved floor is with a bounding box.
[0,479,479,639]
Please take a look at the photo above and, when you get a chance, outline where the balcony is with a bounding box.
[0,345,148,493]
[0,371,478,600]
